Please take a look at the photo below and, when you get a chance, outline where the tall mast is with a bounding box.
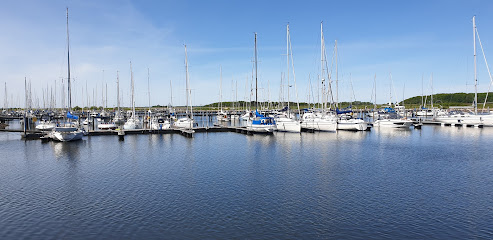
[335,40,338,108]
[421,74,424,108]
[147,68,151,113]
[4,82,6,109]
[431,73,434,109]
[24,77,27,111]
[287,24,290,115]
[219,67,223,112]
[130,61,135,117]
[321,22,325,110]
[255,33,258,111]
[389,72,393,106]
[117,71,120,114]
[66,7,71,111]
[185,44,189,116]
[102,70,105,109]
[170,80,173,107]
[373,74,377,109]
[473,16,478,114]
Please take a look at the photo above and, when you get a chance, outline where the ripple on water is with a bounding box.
[1,128,493,239]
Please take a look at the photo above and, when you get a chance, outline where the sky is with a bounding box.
[1,0,493,108]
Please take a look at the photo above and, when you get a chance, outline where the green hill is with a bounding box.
[402,92,493,108]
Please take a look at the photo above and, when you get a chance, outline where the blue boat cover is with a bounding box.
[67,111,79,120]
[383,107,396,113]
[255,110,264,118]
[336,107,352,114]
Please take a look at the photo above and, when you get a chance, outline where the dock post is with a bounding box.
[118,129,125,141]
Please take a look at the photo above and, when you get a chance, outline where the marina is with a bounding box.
[3,1,493,239]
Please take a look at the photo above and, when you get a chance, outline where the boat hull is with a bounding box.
[50,127,83,142]
[275,118,301,132]
[337,119,369,131]
[373,119,413,128]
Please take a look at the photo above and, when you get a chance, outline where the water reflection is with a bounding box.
[335,130,369,141]
[51,140,83,162]
[373,127,413,139]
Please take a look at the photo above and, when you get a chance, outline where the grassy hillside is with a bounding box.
[402,92,493,108]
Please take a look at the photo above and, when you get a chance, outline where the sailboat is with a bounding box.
[301,22,337,132]
[333,40,369,131]
[113,71,125,125]
[275,24,301,132]
[147,69,170,130]
[373,73,413,128]
[174,44,195,129]
[435,16,484,126]
[217,67,229,122]
[123,61,142,129]
[50,8,83,142]
[98,75,118,130]
[247,33,276,133]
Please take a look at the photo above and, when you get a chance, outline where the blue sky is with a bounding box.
[1,0,493,108]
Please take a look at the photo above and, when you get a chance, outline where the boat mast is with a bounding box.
[431,73,434,109]
[117,71,120,116]
[66,7,71,112]
[130,61,135,118]
[389,73,393,106]
[421,74,424,108]
[320,22,324,110]
[170,80,173,108]
[4,82,7,110]
[147,67,151,118]
[373,74,377,110]
[335,40,338,108]
[184,45,188,116]
[287,24,290,117]
[255,33,258,111]
[184,44,192,119]
[219,66,223,113]
[473,16,478,115]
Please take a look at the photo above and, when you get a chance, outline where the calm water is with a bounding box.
[1,125,493,239]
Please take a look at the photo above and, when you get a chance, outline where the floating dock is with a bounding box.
[1,126,273,140]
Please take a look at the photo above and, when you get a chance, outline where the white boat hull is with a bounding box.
[373,119,413,128]
[337,119,369,131]
[151,121,171,130]
[435,115,483,125]
[247,124,275,133]
[275,119,301,132]
[174,118,194,129]
[301,121,337,132]
[98,123,117,130]
[124,118,141,130]
[50,127,83,142]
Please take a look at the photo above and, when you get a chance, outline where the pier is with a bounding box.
[1,125,269,141]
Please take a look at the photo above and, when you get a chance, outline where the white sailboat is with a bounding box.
[123,61,142,130]
[373,73,413,128]
[174,44,195,129]
[275,24,301,132]
[436,16,484,126]
[217,67,229,122]
[333,40,369,131]
[113,71,125,125]
[301,22,337,132]
[50,8,83,142]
